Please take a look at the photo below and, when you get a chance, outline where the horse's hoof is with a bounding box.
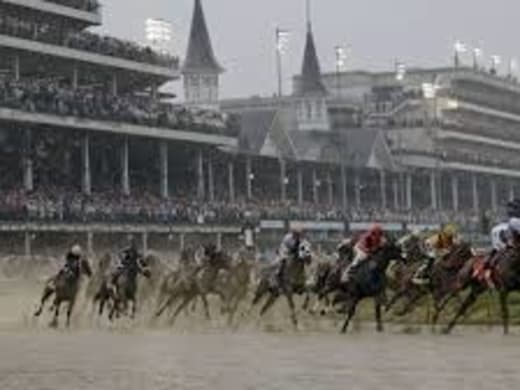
[441,328,451,335]
[49,320,58,328]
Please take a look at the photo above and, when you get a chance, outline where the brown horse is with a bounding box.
[443,246,520,334]
[250,240,312,328]
[34,258,92,328]
[154,245,232,324]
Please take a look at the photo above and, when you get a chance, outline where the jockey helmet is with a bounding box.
[291,224,304,235]
[369,224,383,238]
[71,244,82,256]
[441,224,458,239]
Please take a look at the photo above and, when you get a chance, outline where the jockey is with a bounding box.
[112,236,142,284]
[412,224,459,286]
[336,238,355,264]
[274,225,305,286]
[477,222,510,287]
[60,244,82,278]
[342,224,385,282]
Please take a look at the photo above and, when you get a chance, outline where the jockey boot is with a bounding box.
[412,258,434,286]
[484,269,496,289]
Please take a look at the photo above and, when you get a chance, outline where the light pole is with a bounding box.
[509,58,517,78]
[275,28,290,97]
[472,47,482,70]
[491,55,501,75]
[395,60,406,82]
[335,45,349,97]
[453,40,467,68]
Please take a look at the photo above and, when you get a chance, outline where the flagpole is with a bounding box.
[276,27,283,97]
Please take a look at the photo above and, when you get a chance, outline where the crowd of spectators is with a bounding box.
[0,78,238,136]
[44,0,100,12]
[0,187,494,231]
[0,12,177,68]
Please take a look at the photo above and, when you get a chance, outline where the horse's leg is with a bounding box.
[375,298,383,333]
[155,293,178,318]
[443,288,481,334]
[285,292,298,329]
[66,298,76,328]
[499,290,510,335]
[259,293,277,317]
[396,289,423,317]
[50,299,61,328]
[431,290,458,331]
[169,295,194,326]
[200,293,211,321]
[385,289,406,313]
[340,299,359,334]
[34,285,54,317]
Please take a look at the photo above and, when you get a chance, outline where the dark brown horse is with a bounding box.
[34,258,92,327]
[443,246,520,334]
[333,240,403,333]
[250,240,312,328]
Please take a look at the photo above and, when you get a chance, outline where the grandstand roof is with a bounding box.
[183,0,224,74]
[296,24,326,96]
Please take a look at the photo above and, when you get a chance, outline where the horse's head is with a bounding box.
[376,239,405,269]
[398,233,424,262]
[298,240,312,265]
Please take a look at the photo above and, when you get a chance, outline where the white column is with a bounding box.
[72,64,79,90]
[327,171,334,205]
[491,178,498,212]
[82,132,91,196]
[142,232,149,253]
[208,159,215,202]
[313,169,319,205]
[297,167,304,205]
[341,164,347,211]
[451,174,459,212]
[430,171,437,210]
[246,156,252,200]
[280,159,287,202]
[160,141,169,199]
[111,74,118,95]
[216,233,223,251]
[406,173,413,210]
[472,173,479,213]
[393,175,399,210]
[179,233,186,251]
[228,160,235,202]
[197,150,205,200]
[86,231,94,255]
[355,171,361,209]
[380,170,387,209]
[23,129,33,192]
[509,182,515,202]
[121,136,130,195]
[13,54,20,81]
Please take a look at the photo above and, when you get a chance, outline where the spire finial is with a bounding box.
[306,0,311,31]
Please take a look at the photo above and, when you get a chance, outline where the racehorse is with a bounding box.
[333,240,403,333]
[94,255,151,321]
[443,245,520,334]
[154,244,232,324]
[34,257,92,327]
[250,240,312,328]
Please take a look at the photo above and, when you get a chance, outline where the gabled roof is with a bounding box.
[183,0,224,74]
[296,25,327,96]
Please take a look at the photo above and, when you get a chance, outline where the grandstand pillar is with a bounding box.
[13,54,20,81]
[208,159,215,202]
[327,171,334,205]
[121,136,130,196]
[23,129,33,192]
[509,182,515,202]
[24,231,31,258]
[279,159,287,202]
[111,74,118,95]
[82,133,92,196]
[354,171,361,209]
[216,233,222,251]
[313,169,319,205]
[491,178,498,212]
[451,174,459,212]
[340,164,347,211]
[246,156,253,200]
[430,171,438,210]
[472,173,480,213]
[393,175,399,210]
[297,167,304,205]
[72,64,79,90]
[86,231,94,255]
[228,161,235,202]
[142,232,148,253]
[160,141,169,199]
[379,170,387,209]
[197,150,205,200]
[406,173,413,210]
[179,233,186,251]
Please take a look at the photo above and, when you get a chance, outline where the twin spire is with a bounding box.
[183,0,223,74]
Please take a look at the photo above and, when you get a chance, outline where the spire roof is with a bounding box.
[183,0,223,74]
[298,25,326,95]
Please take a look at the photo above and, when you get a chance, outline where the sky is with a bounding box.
[97,0,519,99]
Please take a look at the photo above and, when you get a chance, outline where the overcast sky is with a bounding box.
[98,0,518,99]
